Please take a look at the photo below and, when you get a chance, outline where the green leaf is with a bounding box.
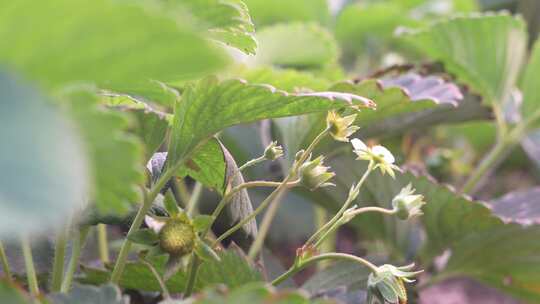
[255,23,338,70]
[127,228,159,246]
[0,72,89,237]
[130,106,170,162]
[193,215,215,232]
[165,282,336,304]
[175,0,257,54]
[520,38,540,128]
[238,66,331,92]
[401,13,528,105]
[441,225,540,303]
[335,2,422,56]
[0,281,30,304]
[302,261,370,300]
[315,159,540,302]
[79,247,263,293]
[195,238,221,262]
[163,190,180,216]
[275,73,483,165]
[65,91,145,215]
[242,0,330,27]
[178,138,226,192]
[0,0,227,104]
[48,283,128,304]
[168,76,374,167]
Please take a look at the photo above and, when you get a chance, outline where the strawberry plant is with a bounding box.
[1,0,540,303]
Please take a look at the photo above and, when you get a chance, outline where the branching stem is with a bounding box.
[0,241,12,282]
[272,252,378,286]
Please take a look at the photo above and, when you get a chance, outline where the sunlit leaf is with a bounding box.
[0,0,227,105]
[255,23,338,70]
[175,0,257,54]
[520,38,540,128]
[401,13,527,105]
[167,76,374,167]
[242,0,330,26]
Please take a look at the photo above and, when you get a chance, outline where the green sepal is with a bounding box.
[164,189,181,216]
[194,238,221,262]
[192,215,215,232]
[127,228,159,246]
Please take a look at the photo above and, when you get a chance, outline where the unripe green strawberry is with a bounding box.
[158,217,195,256]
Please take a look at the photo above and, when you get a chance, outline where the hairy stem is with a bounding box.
[140,257,170,299]
[246,128,330,259]
[314,206,396,249]
[184,254,199,297]
[61,226,90,293]
[51,225,69,292]
[21,235,39,296]
[0,241,12,282]
[186,182,203,217]
[97,224,110,265]
[110,161,181,283]
[461,138,510,194]
[272,253,378,286]
[305,161,374,247]
[314,207,333,269]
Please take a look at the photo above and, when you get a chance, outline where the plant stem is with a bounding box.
[140,257,170,299]
[272,252,378,286]
[239,156,266,172]
[461,138,510,194]
[314,207,333,269]
[184,180,292,296]
[21,235,39,296]
[97,224,110,265]
[304,161,374,247]
[246,128,330,259]
[184,254,199,297]
[187,182,203,217]
[61,226,90,293]
[110,161,181,283]
[51,226,69,292]
[0,241,12,282]
[313,206,396,249]
[176,178,191,207]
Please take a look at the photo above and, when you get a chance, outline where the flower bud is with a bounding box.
[326,111,359,142]
[298,155,335,190]
[295,150,305,162]
[391,184,426,220]
[263,141,284,161]
[158,217,196,256]
[367,264,422,304]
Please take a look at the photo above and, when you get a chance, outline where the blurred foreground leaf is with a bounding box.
[49,284,128,304]
[0,0,227,105]
[0,72,89,237]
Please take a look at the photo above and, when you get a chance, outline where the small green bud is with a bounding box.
[263,141,284,161]
[295,150,305,162]
[391,184,426,220]
[158,217,196,256]
[367,264,422,304]
[298,155,335,190]
[326,110,359,142]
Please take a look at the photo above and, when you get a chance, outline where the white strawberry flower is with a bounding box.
[351,138,401,178]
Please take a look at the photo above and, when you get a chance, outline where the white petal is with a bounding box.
[372,145,395,164]
[145,215,165,233]
[351,138,367,151]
